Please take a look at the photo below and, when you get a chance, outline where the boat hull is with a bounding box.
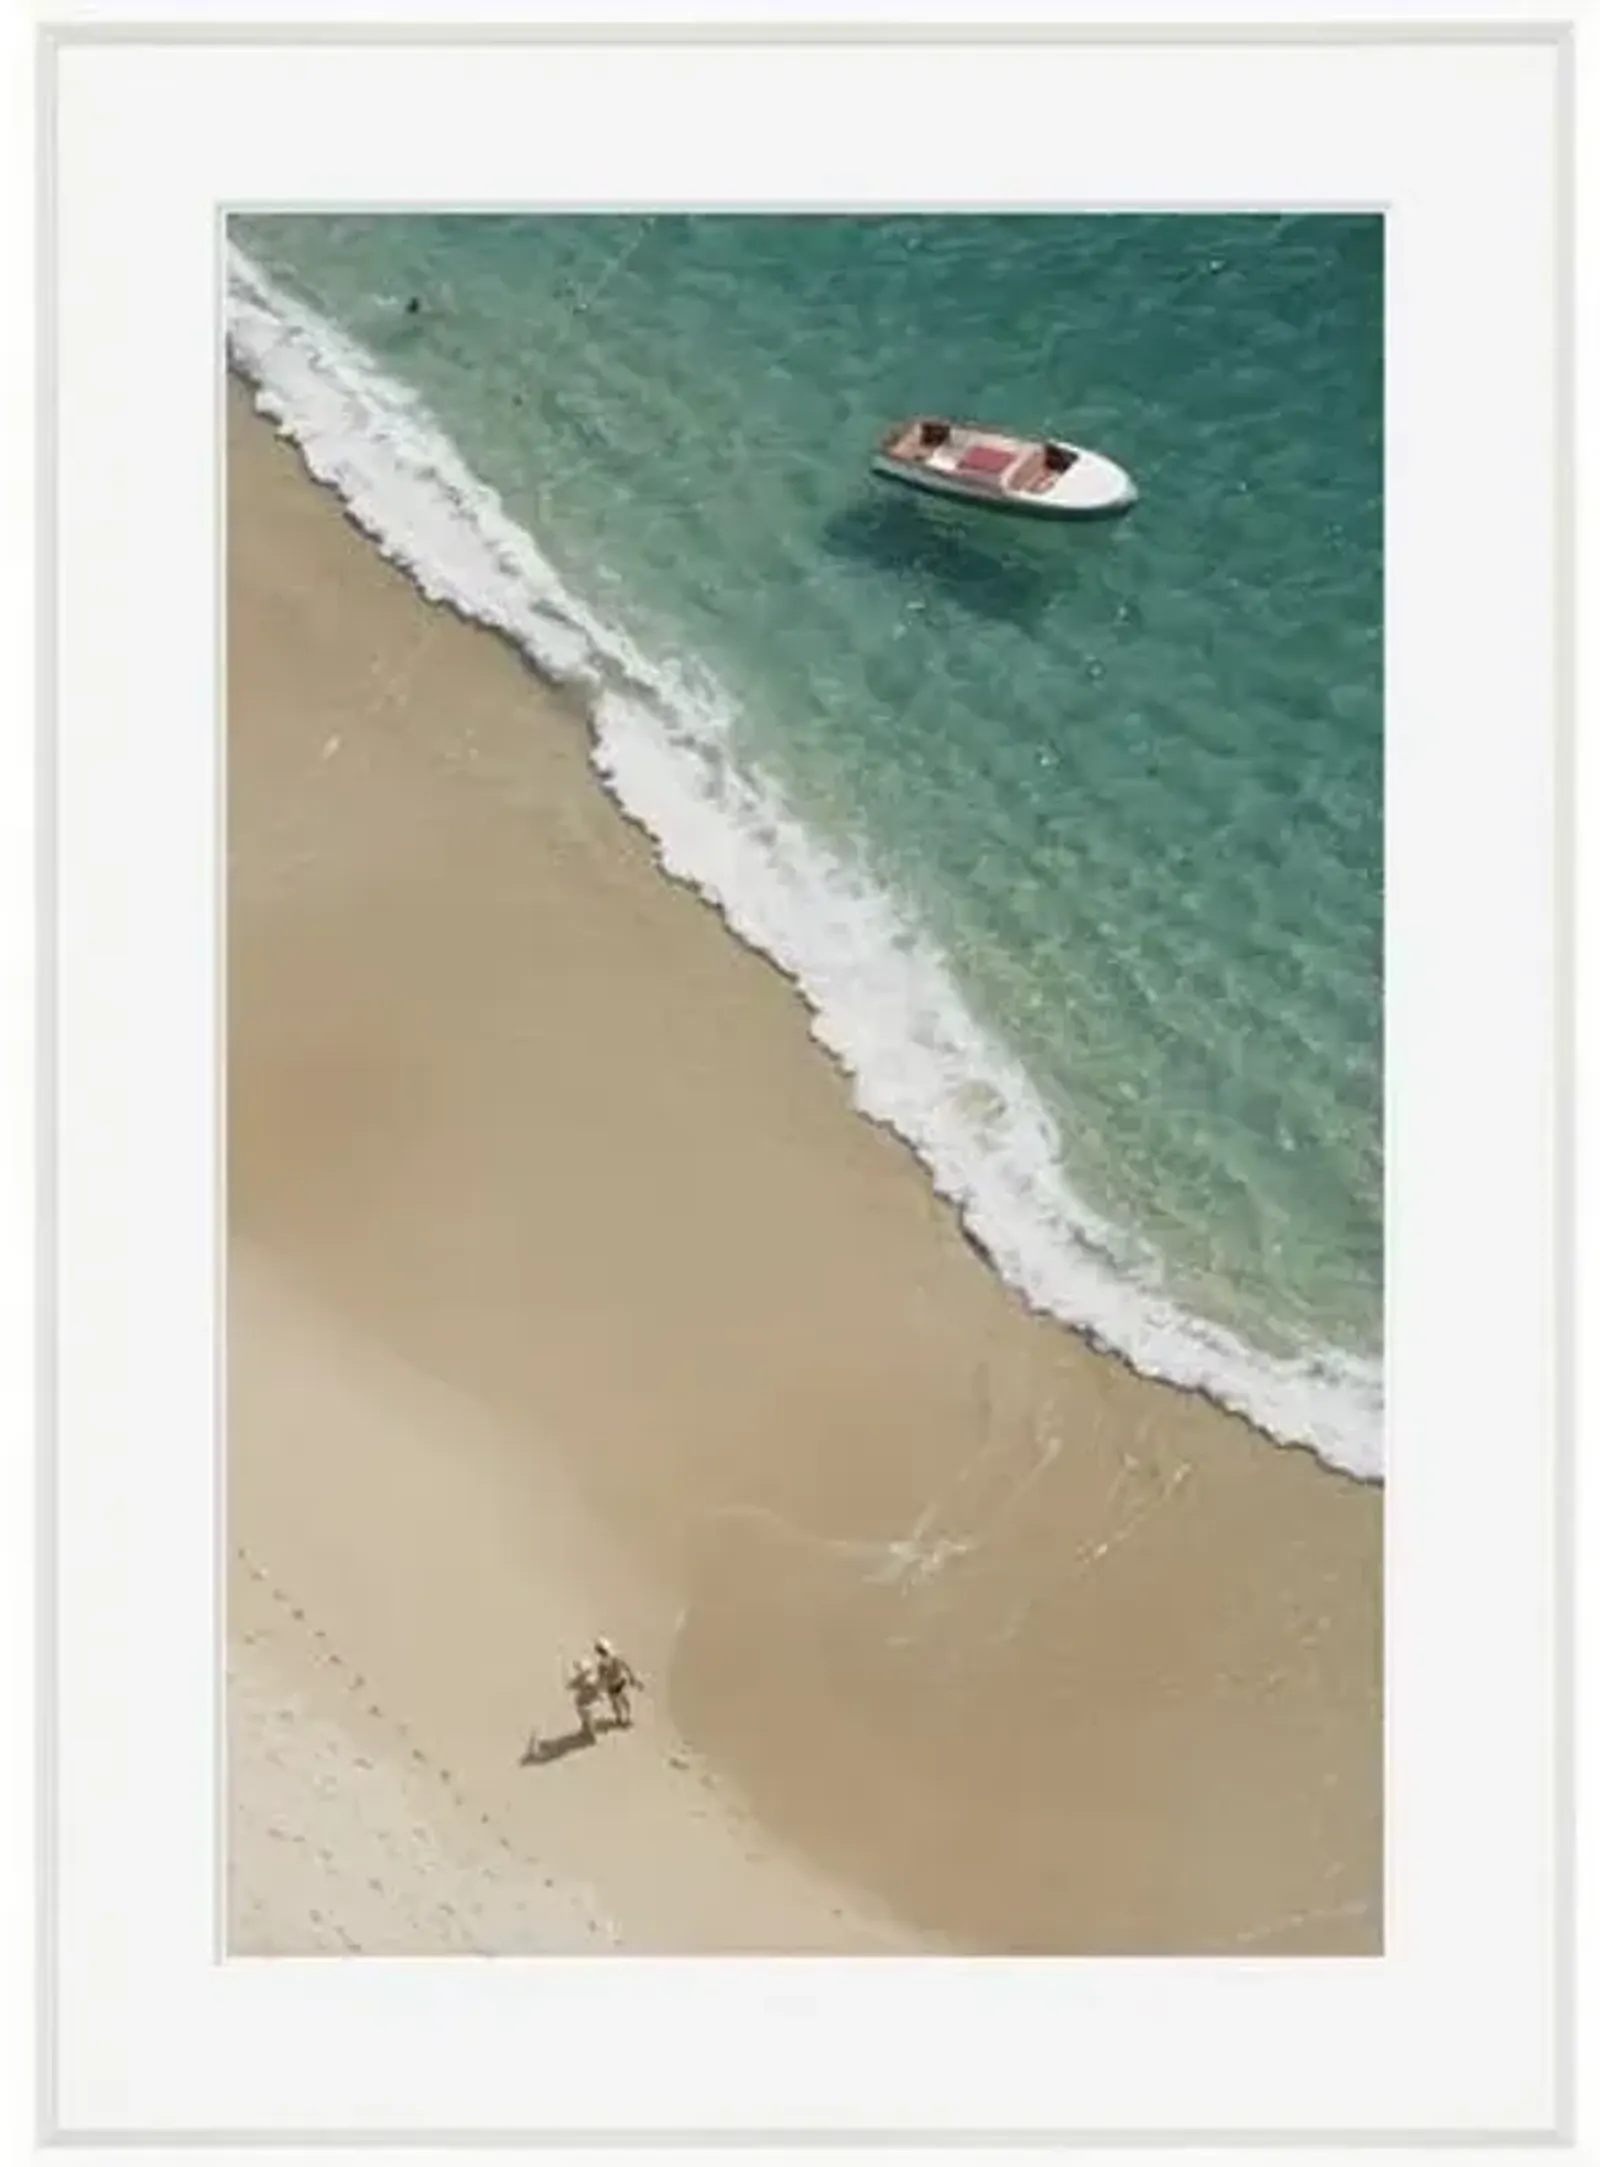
[871,452,1137,521]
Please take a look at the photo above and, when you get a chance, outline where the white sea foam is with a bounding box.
[227,244,1384,1480]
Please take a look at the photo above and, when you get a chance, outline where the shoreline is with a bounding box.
[227,381,1383,1954]
[227,239,1383,1481]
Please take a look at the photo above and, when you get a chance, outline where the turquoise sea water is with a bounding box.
[228,214,1383,1475]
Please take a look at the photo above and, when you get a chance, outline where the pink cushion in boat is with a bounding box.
[957,442,1015,476]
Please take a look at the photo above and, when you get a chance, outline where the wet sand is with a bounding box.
[227,380,1383,1954]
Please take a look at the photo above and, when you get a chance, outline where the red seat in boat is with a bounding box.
[957,441,1015,477]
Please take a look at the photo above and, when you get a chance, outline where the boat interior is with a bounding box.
[886,419,1080,494]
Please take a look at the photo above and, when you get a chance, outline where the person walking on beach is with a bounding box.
[565,1657,603,1743]
[592,1638,643,1729]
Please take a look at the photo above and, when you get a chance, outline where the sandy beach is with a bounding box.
[227,1245,913,1952]
[227,381,1383,1954]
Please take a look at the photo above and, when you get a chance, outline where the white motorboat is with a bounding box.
[872,416,1137,519]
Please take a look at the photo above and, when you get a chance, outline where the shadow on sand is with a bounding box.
[519,1714,625,1767]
